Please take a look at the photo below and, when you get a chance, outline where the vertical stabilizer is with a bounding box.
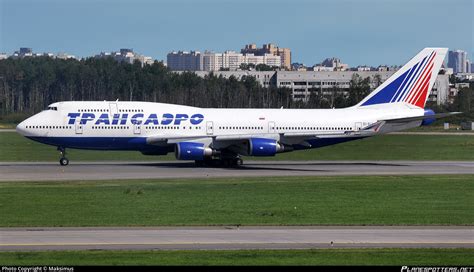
[357,48,448,108]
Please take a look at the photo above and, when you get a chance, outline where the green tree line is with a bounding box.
[0,57,471,124]
[0,57,296,121]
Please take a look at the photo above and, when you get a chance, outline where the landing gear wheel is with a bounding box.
[60,157,69,166]
[222,159,232,167]
[195,160,205,167]
[235,158,243,166]
[57,146,69,166]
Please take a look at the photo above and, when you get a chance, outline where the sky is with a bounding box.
[1,0,473,66]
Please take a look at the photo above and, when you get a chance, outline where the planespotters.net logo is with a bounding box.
[401,267,474,272]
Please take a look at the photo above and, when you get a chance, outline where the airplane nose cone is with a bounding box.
[16,120,27,136]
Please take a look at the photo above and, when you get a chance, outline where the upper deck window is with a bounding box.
[47,106,58,111]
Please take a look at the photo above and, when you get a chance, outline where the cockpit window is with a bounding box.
[47,106,58,111]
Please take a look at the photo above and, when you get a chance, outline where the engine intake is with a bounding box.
[175,142,213,160]
[248,138,282,156]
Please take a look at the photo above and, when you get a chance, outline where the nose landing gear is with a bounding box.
[57,147,69,166]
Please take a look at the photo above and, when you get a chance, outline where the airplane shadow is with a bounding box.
[125,161,408,172]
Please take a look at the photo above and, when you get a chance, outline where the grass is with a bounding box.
[0,249,473,265]
[2,132,474,161]
[0,131,174,162]
[0,175,472,227]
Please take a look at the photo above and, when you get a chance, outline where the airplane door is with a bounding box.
[268,121,275,133]
[75,119,83,134]
[355,122,362,133]
[109,102,118,117]
[134,124,141,135]
[206,121,214,135]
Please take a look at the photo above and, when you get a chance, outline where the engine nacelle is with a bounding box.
[175,142,213,160]
[421,109,436,126]
[248,138,282,157]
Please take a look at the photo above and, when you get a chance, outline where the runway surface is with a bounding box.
[1,227,472,251]
[1,160,474,181]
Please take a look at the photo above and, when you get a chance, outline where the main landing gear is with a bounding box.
[195,157,243,168]
[57,146,69,166]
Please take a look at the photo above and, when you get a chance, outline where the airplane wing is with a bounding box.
[145,111,461,154]
[145,130,358,156]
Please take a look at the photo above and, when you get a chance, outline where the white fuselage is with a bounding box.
[15,48,446,162]
[16,101,424,156]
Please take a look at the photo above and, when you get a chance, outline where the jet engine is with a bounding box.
[248,138,283,156]
[175,142,213,160]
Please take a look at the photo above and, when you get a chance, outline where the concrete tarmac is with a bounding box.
[1,161,474,181]
[1,227,472,251]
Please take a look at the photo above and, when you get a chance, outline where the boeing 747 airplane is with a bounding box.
[16,48,458,166]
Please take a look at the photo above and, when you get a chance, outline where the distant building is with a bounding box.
[0,53,7,60]
[189,70,451,105]
[313,57,349,71]
[19,47,32,57]
[355,66,371,72]
[471,63,474,73]
[291,63,307,71]
[95,48,153,66]
[167,50,281,71]
[448,50,468,74]
[467,59,471,73]
[455,83,470,89]
[309,65,334,72]
[440,67,453,75]
[167,51,203,71]
[242,53,281,68]
[201,51,221,71]
[40,53,55,58]
[168,43,288,71]
[276,70,391,101]
[428,74,450,105]
[56,52,76,60]
[12,47,33,58]
[241,43,291,70]
[10,47,77,60]
[455,73,474,81]
[223,51,246,70]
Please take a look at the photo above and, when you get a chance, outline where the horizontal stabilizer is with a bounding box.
[380,112,461,123]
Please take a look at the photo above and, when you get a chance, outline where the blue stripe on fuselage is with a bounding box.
[27,136,172,154]
[27,135,366,155]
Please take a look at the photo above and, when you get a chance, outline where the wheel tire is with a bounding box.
[59,157,69,166]
[222,159,230,168]
[195,160,204,167]
[236,158,243,166]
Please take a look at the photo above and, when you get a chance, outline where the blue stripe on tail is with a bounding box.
[361,69,410,106]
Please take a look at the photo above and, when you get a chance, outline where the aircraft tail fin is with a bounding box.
[356,48,448,108]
